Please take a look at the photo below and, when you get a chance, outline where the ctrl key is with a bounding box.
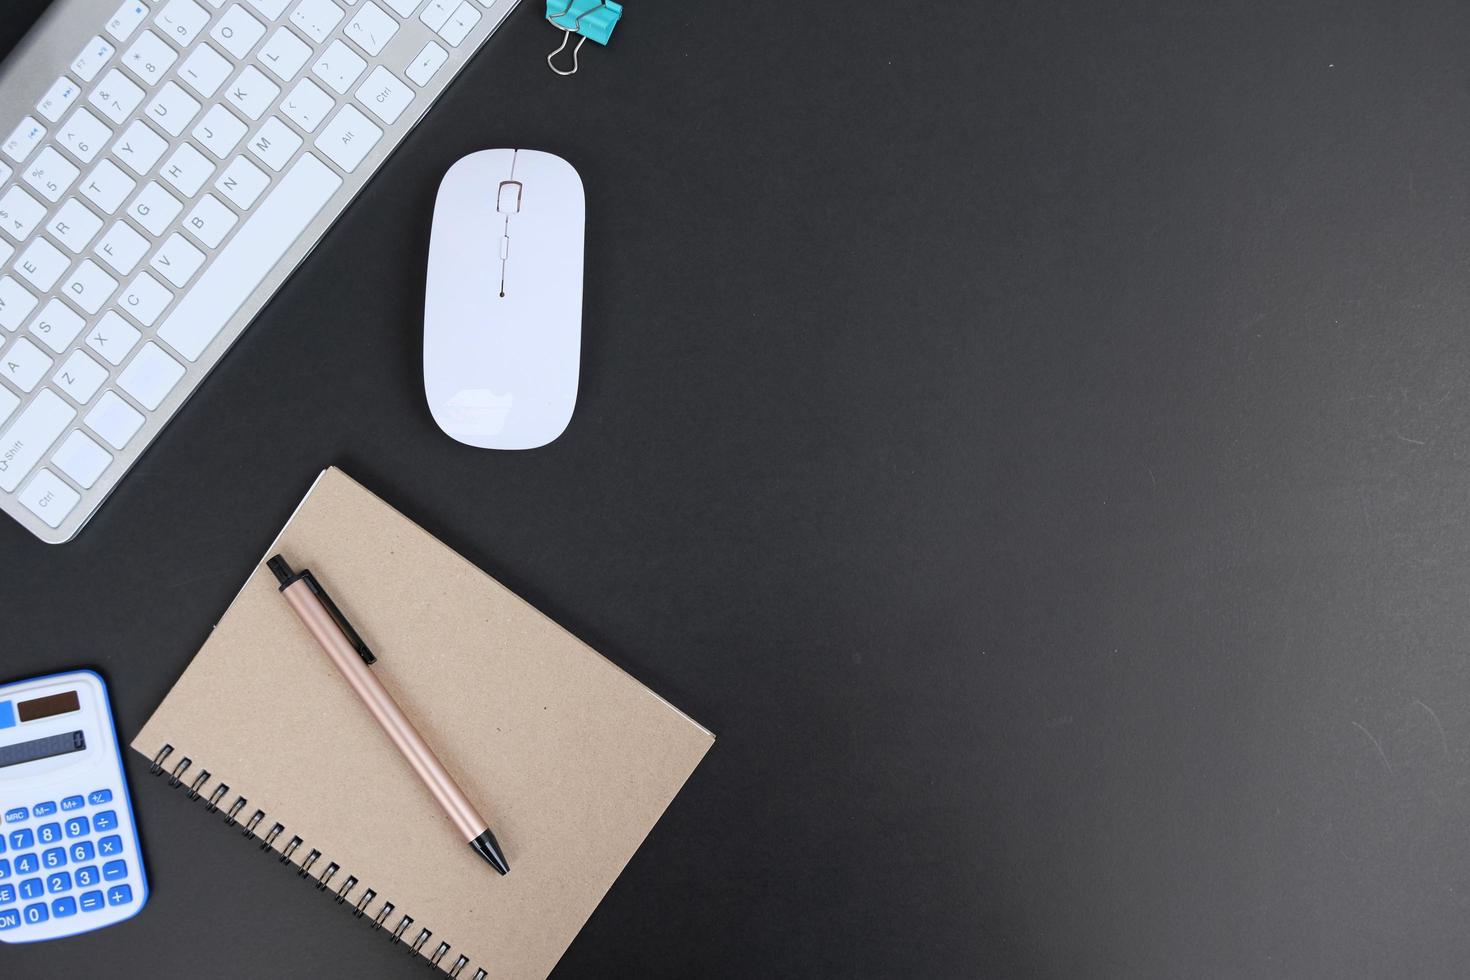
[19,468,80,528]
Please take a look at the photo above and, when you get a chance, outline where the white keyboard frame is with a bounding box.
[0,0,521,543]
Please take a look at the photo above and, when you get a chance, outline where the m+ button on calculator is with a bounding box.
[0,671,148,942]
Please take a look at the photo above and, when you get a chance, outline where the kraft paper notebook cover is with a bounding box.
[131,468,714,979]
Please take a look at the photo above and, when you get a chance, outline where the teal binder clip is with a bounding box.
[546,0,622,76]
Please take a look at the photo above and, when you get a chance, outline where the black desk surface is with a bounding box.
[6,1,1470,977]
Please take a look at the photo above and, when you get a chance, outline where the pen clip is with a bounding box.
[301,571,377,666]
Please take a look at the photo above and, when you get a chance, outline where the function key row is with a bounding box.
[3,790,112,824]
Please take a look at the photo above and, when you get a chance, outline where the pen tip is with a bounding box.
[471,830,510,875]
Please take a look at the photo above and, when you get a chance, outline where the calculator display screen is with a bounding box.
[17,690,81,721]
[0,730,86,769]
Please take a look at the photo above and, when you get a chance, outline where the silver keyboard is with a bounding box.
[0,0,518,543]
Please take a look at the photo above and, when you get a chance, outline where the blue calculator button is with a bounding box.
[0,884,12,904]
[106,884,132,907]
[23,901,48,924]
[42,847,66,869]
[0,701,12,729]
[70,841,95,863]
[46,871,70,894]
[0,907,18,930]
[37,822,61,844]
[74,865,98,888]
[51,895,77,917]
[78,890,104,913]
[87,790,112,806]
[97,835,122,858]
[14,853,38,875]
[65,816,90,838]
[60,796,84,812]
[102,859,128,881]
[4,807,27,824]
[8,829,32,849]
[0,833,5,853]
[0,858,9,879]
[92,810,117,832]
[19,877,42,900]
[32,802,56,817]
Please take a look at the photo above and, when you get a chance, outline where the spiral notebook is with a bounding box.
[131,468,714,979]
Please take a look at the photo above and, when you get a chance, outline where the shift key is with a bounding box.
[0,389,75,492]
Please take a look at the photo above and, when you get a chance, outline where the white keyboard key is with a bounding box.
[15,238,70,291]
[281,78,334,133]
[216,154,269,208]
[212,5,267,60]
[87,311,142,365]
[1,337,56,394]
[146,81,202,137]
[382,0,419,15]
[160,153,341,360]
[405,41,447,87]
[178,43,233,98]
[160,142,214,196]
[72,37,117,84]
[346,2,398,55]
[24,146,82,203]
[184,194,237,247]
[259,27,313,83]
[246,0,291,17]
[0,389,73,491]
[61,260,119,315]
[0,278,38,332]
[356,66,413,125]
[0,186,47,241]
[52,430,112,488]
[54,349,109,404]
[108,1,153,41]
[128,181,183,236]
[37,77,83,124]
[249,116,302,171]
[0,240,11,269]
[97,222,150,275]
[315,104,381,172]
[156,0,211,45]
[82,159,138,214]
[113,119,169,175]
[123,31,177,87]
[150,232,205,286]
[90,70,146,124]
[47,199,105,253]
[19,469,81,527]
[227,66,281,120]
[119,271,173,326]
[85,390,144,450]
[438,2,479,45]
[194,105,249,160]
[419,0,453,31]
[118,342,185,409]
[291,0,346,43]
[0,162,10,186]
[0,386,16,425]
[29,299,87,355]
[313,39,367,95]
[56,108,112,165]
[4,117,46,164]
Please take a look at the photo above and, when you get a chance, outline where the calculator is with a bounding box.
[0,670,148,942]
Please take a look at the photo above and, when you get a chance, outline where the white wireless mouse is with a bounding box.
[424,149,585,449]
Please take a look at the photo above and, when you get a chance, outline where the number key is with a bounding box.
[14,854,38,875]
[70,841,95,863]
[64,816,90,838]
[42,847,66,869]
[0,859,9,880]
[19,877,42,899]
[46,871,70,893]
[36,823,61,845]
[74,865,99,888]
[23,901,48,924]
[9,829,34,850]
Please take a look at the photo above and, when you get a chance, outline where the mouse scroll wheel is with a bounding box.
[497,180,522,214]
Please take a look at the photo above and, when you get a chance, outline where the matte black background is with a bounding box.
[6,0,1470,977]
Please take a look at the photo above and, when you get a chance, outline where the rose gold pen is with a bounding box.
[266,555,510,875]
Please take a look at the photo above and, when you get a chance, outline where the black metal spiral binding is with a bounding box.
[147,744,482,975]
